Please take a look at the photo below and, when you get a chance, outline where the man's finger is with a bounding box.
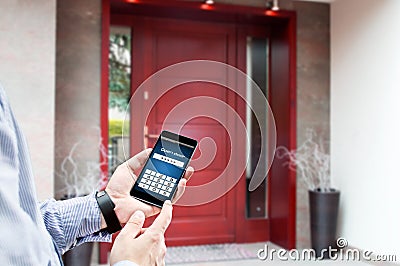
[148,200,173,234]
[127,148,152,175]
[120,210,145,238]
[135,198,160,217]
[172,178,186,203]
[183,166,194,181]
[172,167,193,203]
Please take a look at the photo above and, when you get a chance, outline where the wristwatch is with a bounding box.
[95,190,122,234]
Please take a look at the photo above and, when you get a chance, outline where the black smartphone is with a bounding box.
[130,130,198,208]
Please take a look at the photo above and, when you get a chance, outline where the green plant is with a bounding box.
[109,119,129,139]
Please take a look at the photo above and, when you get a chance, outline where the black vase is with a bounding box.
[62,238,94,266]
[309,188,340,259]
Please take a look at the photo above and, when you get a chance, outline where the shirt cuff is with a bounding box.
[71,191,112,247]
[40,191,113,254]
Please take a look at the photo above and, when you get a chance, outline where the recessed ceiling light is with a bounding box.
[271,0,279,11]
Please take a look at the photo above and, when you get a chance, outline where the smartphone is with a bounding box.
[130,130,197,208]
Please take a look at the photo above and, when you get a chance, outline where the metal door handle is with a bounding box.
[144,125,158,149]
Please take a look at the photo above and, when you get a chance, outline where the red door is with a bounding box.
[129,17,238,245]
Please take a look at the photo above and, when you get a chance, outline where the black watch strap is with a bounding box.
[95,190,122,234]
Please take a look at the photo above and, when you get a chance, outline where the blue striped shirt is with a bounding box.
[0,85,115,265]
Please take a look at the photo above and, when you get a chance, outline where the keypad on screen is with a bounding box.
[138,169,178,197]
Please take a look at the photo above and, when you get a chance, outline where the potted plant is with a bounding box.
[56,137,108,266]
[276,129,340,258]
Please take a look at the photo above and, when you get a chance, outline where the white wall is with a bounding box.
[331,0,400,259]
[0,0,56,201]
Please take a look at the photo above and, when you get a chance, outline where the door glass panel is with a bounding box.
[246,36,269,218]
[108,26,131,175]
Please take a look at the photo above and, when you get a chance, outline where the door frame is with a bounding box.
[101,0,296,262]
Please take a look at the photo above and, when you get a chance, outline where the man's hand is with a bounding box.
[110,200,173,266]
[104,149,194,226]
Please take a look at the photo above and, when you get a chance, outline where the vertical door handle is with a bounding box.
[144,125,159,149]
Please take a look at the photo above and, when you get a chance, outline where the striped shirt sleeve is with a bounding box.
[1,85,61,264]
[40,192,112,255]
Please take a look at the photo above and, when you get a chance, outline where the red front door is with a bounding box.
[128,17,238,245]
[102,2,297,262]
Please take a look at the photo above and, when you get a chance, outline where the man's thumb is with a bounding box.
[122,210,145,237]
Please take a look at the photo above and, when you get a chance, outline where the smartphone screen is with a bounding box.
[130,131,197,207]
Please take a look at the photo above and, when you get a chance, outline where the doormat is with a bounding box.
[165,243,258,264]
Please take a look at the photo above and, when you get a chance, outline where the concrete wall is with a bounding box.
[55,0,103,199]
[283,0,330,249]
[0,0,56,201]
[331,0,400,258]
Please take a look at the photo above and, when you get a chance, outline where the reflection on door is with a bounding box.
[246,36,270,218]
